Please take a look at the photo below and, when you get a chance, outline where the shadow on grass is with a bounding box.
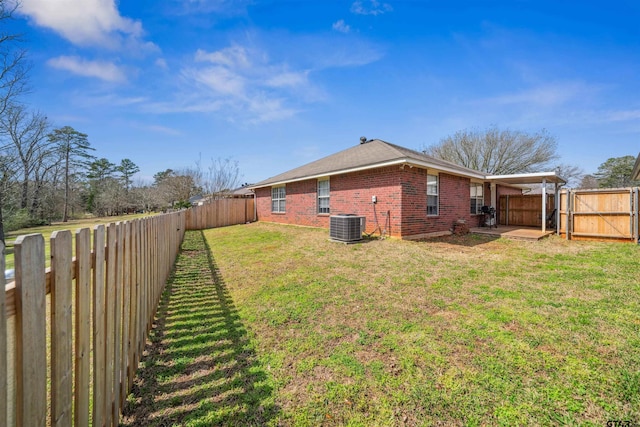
[421,233,500,247]
[121,230,279,426]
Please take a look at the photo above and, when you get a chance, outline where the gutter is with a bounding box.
[250,158,486,190]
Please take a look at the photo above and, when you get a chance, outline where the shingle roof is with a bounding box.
[250,139,487,188]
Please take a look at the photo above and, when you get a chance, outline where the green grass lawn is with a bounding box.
[123,223,640,426]
[3,212,154,271]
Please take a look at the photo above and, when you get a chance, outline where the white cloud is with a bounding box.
[133,123,182,136]
[247,96,298,123]
[177,0,252,14]
[47,56,127,83]
[350,0,393,16]
[483,82,594,107]
[19,0,155,51]
[332,19,351,33]
[147,33,383,123]
[185,65,246,96]
[170,44,316,122]
[265,71,309,88]
[155,58,168,69]
[195,46,251,69]
[606,109,640,122]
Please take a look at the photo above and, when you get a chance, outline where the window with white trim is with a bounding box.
[427,174,438,216]
[318,178,330,214]
[271,186,286,213]
[470,183,484,214]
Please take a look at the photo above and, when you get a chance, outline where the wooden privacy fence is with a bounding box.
[498,194,556,227]
[1,211,186,427]
[559,188,639,242]
[185,197,255,230]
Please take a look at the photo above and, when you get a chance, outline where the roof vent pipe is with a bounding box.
[360,136,367,144]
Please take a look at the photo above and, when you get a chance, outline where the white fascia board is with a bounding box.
[250,159,408,189]
[404,160,486,180]
[251,158,487,189]
[487,171,566,184]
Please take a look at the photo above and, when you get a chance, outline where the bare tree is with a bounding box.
[0,104,51,209]
[0,0,29,118]
[29,149,59,221]
[424,126,558,174]
[0,148,17,243]
[0,0,30,241]
[553,163,583,188]
[202,157,241,198]
[153,168,201,208]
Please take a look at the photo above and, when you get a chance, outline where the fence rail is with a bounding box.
[185,197,255,230]
[559,188,639,242]
[2,211,186,427]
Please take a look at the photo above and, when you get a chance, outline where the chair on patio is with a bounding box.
[546,208,557,229]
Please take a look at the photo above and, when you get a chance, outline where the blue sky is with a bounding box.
[9,0,640,184]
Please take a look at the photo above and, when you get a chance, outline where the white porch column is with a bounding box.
[490,183,497,208]
[554,182,560,234]
[542,178,547,233]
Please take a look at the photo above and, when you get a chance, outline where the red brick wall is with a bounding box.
[255,166,403,235]
[401,169,475,236]
[255,166,487,238]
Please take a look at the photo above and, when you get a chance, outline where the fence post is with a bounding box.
[120,222,131,408]
[128,220,139,391]
[105,223,117,427]
[633,187,640,244]
[112,222,124,425]
[75,228,92,426]
[0,242,6,427]
[15,234,47,426]
[50,230,73,427]
[93,225,107,427]
[566,189,572,240]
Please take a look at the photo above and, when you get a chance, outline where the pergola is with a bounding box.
[486,171,567,233]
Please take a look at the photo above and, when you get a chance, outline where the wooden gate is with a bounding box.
[498,194,555,227]
[559,188,639,242]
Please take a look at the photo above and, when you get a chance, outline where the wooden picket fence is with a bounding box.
[1,211,186,427]
[185,197,255,230]
[559,188,639,242]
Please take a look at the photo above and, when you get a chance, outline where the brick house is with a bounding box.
[250,138,558,239]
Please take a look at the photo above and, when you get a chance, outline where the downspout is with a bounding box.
[253,190,257,222]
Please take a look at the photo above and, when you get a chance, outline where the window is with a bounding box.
[318,178,330,214]
[427,174,438,215]
[470,183,484,214]
[271,186,285,213]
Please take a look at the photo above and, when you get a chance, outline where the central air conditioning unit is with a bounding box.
[329,214,366,243]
